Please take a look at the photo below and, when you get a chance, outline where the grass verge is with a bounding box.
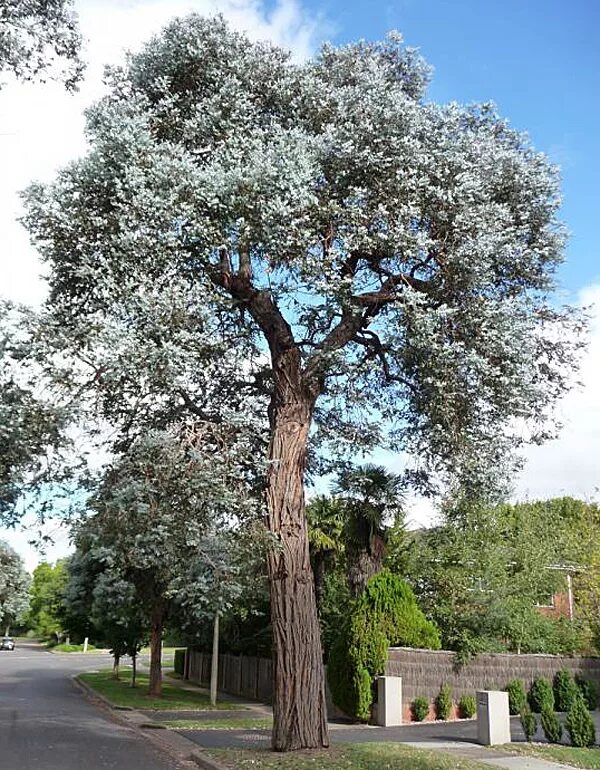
[78,670,241,711]
[498,743,600,769]
[164,717,272,730]
[49,643,98,653]
[206,743,496,769]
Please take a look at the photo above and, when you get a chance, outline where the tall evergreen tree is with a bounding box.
[22,17,582,749]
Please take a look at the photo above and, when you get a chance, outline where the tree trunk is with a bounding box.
[148,605,163,697]
[4,624,9,636]
[112,653,120,680]
[210,610,219,706]
[266,367,329,751]
[131,653,137,687]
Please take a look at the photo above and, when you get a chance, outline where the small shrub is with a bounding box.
[565,696,596,748]
[575,675,598,711]
[436,683,452,720]
[506,679,527,715]
[173,648,186,676]
[412,696,429,722]
[540,706,562,743]
[458,694,476,719]
[553,669,579,712]
[528,676,554,713]
[520,703,537,742]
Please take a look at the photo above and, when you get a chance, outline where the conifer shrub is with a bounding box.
[565,695,596,748]
[412,696,429,722]
[553,669,578,712]
[458,694,476,719]
[575,675,598,711]
[528,676,554,713]
[520,703,537,741]
[328,570,441,721]
[540,706,562,743]
[436,683,453,720]
[505,679,527,715]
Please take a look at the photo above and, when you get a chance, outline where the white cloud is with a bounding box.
[513,284,600,503]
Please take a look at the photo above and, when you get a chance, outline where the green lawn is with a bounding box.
[206,743,495,770]
[50,643,98,653]
[78,670,242,711]
[499,743,600,769]
[164,716,273,730]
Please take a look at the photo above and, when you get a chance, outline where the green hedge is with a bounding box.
[173,648,186,676]
[328,570,441,721]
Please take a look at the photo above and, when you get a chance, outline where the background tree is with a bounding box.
[0,0,83,88]
[406,497,587,655]
[22,17,583,749]
[306,495,345,613]
[87,425,259,697]
[0,540,30,634]
[334,464,403,596]
[26,560,68,640]
[91,568,146,685]
[0,301,72,524]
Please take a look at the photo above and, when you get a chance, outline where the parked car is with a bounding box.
[1,637,15,651]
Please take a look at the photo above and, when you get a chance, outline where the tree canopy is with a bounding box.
[0,0,83,88]
[0,540,30,633]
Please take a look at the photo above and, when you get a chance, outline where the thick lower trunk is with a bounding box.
[112,654,120,680]
[266,391,329,751]
[148,606,163,697]
[131,653,137,687]
[4,625,9,636]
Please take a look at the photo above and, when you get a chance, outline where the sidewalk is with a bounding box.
[78,671,588,770]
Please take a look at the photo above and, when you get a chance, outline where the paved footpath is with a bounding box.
[0,640,190,770]
[154,678,595,770]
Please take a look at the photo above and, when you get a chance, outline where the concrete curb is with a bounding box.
[71,673,233,769]
[71,674,134,710]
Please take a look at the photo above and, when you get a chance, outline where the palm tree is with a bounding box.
[333,464,404,597]
[306,495,345,613]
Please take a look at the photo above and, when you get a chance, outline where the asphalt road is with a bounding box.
[0,640,178,769]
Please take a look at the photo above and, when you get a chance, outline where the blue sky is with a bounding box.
[299,0,600,295]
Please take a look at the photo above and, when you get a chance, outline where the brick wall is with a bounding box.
[386,646,600,708]
[186,647,600,721]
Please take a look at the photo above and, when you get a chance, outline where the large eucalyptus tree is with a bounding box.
[22,16,582,749]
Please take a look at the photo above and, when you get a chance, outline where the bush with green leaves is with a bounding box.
[575,675,598,711]
[520,703,537,741]
[553,669,579,712]
[436,683,453,720]
[328,570,441,721]
[173,649,186,675]
[412,696,429,722]
[506,679,527,715]
[528,676,554,713]
[458,694,476,719]
[565,696,596,748]
[540,706,562,743]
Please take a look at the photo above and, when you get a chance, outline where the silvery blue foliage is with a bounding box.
[21,15,584,497]
[0,540,30,630]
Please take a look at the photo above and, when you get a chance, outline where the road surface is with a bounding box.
[0,640,178,769]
